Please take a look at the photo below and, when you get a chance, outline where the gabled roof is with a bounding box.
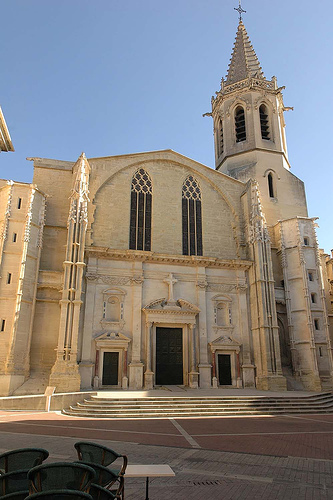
[226,20,264,85]
[0,107,14,152]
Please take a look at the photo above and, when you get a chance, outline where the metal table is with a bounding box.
[125,464,175,500]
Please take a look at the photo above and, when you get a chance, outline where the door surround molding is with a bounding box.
[142,298,199,388]
[94,332,131,389]
[209,335,242,388]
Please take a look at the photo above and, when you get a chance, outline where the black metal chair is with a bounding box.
[74,442,127,477]
[28,462,96,494]
[75,462,123,499]
[0,448,49,475]
[89,483,116,499]
[0,490,29,499]
[0,469,30,496]
[26,490,93,499]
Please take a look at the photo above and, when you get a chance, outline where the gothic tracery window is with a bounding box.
[182,175,203,256]
[235,106,246,142]
[129,168,152,251]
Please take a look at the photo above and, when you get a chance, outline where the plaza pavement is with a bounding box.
[1,407,333,499]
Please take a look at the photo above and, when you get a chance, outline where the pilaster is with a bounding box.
[196,270,211,388]
[129,265,144,389]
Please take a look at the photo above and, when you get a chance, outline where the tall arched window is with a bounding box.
[235,106,246,142]
[129,168,152,251]
[182,175,203,256]
[268,172,274,198]
[259,104,270,140]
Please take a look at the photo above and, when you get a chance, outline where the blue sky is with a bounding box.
[1,0,332,252]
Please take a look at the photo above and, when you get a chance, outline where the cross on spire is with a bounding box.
[234,0,246,21]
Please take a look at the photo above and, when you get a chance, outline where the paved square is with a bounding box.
[1,411,333,498]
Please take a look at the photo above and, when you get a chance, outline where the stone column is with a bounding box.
[122,349,128,389]
[79,272,97,390]
[236,351,242,388]
[211,349,218,388]
[236,280,255,388]
[196,272,211,388]
[144,321,154,389]
[93,350,99,389]
[128,269,144,389]
[188,324,199,389]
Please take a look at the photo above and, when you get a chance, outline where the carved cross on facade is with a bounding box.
[234,0,246,21]
[164,273,178,302]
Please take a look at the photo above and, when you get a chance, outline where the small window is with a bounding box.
[0,319,5,332]
[308,272,314,282]
[311,293,316,304]
[259,104,270,140]
[268,172,275,198]
[314,319,320,330]
[13,233,17,243]
[17,198,22,209]
[304,237,309,246]
[319,347,323,357]
[7,273,12,284]
[235,106,246,142]
[281,280,285,287]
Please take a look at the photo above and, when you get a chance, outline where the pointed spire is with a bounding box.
[226,20,264,85]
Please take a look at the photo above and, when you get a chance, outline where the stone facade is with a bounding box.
[0,20,332,395]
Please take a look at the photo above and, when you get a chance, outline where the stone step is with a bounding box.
[62,392,333,418]
[89,393,333,403]
[63,407,333,419]
[84,397,333,406]
[82,400,333,408]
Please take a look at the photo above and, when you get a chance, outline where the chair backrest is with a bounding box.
[0,490,29,500]
[89,483,116,499]
[74,462,117,489]
[0,448,49,474]
[74,442,121,467]
[26,490,93,499]
[28,462,96,493]
[0,469,30,496]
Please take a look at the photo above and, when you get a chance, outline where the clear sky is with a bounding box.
[1,0,332,252]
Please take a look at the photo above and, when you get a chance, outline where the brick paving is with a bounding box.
[1,411,333,498]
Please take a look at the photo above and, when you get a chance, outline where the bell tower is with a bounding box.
[211,17,308,226]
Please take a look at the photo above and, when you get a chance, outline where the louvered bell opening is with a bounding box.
[235,108,246,142]
[260,105,270,140]
[220,121,224,154]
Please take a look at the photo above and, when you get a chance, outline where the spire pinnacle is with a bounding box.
[225,20,264,85]
[234,0,246,21]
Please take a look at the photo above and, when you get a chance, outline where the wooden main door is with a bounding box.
[102,351,119,386]
[218,354,232,385]
[156,327,183,385]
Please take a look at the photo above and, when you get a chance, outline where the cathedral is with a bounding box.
[1,19,333,397]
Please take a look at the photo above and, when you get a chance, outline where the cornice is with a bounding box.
[217,147,291,171]
[212,78,277,109]
[85,247,253,270]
